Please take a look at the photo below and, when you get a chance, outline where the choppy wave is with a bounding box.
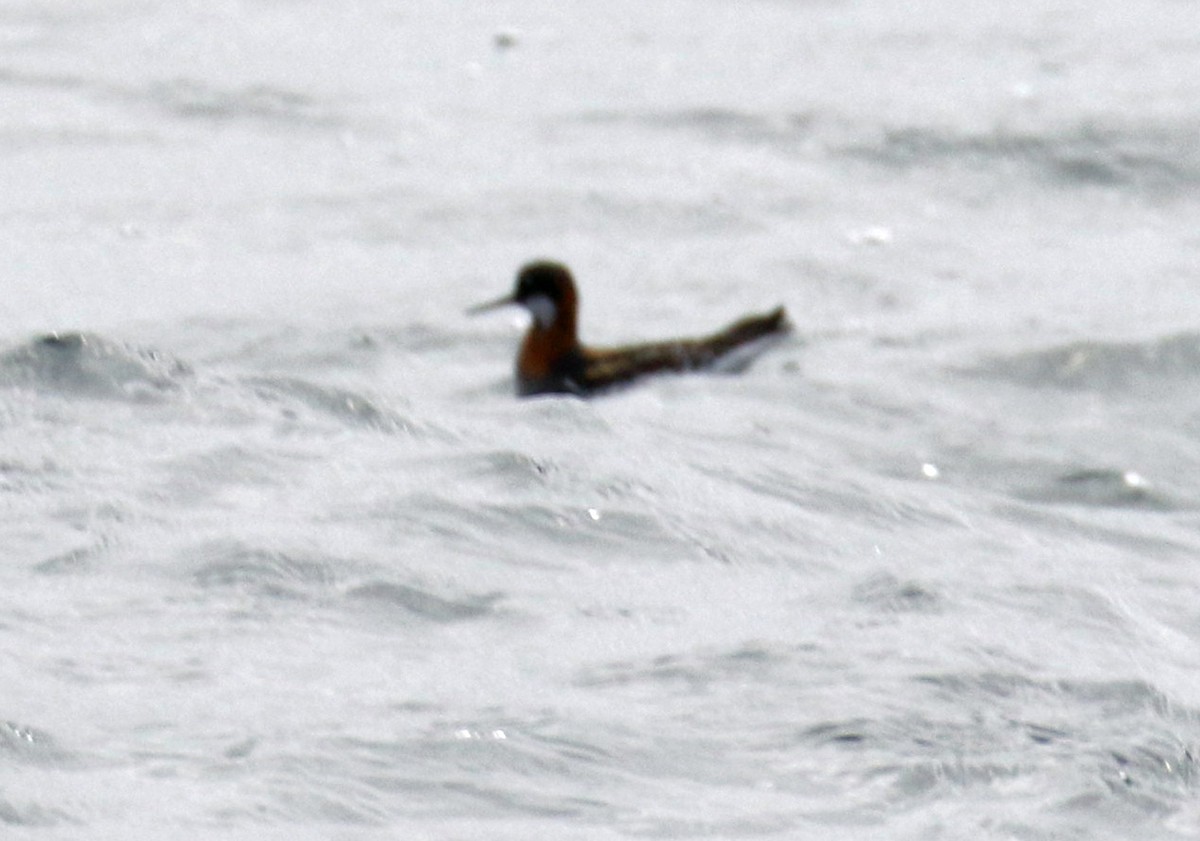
[0,332,191,401]
[565,645,1200,832]
[1031,468,1178,511]
[0,721,75,826]
[0,65,352,132]
[3,0,1200,837]
[183,539,502,623]
[0,720,66,766]
[573,109,1200,197]
[0,329,438,438]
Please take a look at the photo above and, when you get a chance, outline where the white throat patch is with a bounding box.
[525,294,558,328]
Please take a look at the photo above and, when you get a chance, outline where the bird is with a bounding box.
[469,260,789,397]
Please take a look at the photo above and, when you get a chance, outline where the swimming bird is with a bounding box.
[469,260,789,396]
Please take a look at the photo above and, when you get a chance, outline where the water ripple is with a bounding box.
[344,581,502,623]
[242,375,420,435]
[967,331,1200,392]
[575,107,818,146]
[841,121,1200,195]
[142,78,348,130]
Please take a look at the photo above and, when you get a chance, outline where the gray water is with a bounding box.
[2,1,1199,838]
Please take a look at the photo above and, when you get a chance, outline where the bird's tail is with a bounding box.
[704,306,790,359]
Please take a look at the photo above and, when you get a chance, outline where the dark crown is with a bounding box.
[515,261,574,303]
